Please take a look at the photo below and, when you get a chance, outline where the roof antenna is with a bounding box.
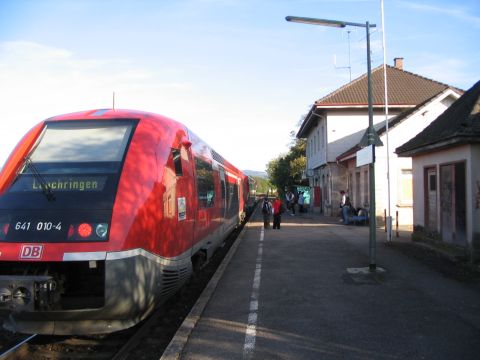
[112,91,115,110]
[334,30,352,82]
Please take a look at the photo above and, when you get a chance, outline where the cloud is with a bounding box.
[0,40,288,171]
[0,41,195,166]
[397,1,480,27]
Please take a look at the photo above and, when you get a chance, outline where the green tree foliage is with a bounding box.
[266,133,307,196]
[252,176,274,195]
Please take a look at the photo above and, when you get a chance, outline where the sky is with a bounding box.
[0,0,479,172]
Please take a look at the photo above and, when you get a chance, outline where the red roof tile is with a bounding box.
[316,65,454,107]
[297,64,461,138]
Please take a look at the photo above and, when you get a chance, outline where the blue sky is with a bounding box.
[1,0,479,171]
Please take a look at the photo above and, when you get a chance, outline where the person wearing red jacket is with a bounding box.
[272,196,284,230]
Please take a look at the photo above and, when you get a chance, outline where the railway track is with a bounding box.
[0,213,250,360]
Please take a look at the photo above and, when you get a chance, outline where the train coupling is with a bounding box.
[0,275,59,312]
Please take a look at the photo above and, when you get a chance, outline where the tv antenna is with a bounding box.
[334,30,352,82]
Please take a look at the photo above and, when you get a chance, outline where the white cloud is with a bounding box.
[0,41,194,165]
[0,40,290,171]
[397,1,480,27]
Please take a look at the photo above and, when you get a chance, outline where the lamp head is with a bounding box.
[285,16,346,28]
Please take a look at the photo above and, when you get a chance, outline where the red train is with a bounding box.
[0,109,249,335]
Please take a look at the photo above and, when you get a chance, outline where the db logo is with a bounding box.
[20,245,44,260]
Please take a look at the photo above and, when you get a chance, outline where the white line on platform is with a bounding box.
[243,226,264,359]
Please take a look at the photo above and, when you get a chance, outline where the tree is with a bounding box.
[252,176,274,195]
[266,133,307,196]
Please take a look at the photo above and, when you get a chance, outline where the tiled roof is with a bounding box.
[316,65,454,107]
[396,80,480,156]
[297,64,461,138]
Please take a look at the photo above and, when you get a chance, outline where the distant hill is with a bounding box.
[243,170,268,179]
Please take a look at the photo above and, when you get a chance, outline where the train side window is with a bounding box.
[195,157,215,208]
[180,147,189,162]
[172,149,183,176]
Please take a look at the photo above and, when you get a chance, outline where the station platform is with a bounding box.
[161,209,480,360]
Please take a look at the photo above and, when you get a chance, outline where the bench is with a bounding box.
[349,208,369,225]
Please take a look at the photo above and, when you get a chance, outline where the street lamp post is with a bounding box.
[286,15,377,270]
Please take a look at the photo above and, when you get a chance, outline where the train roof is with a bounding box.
[47,108,177,122]
[47,109,244,176]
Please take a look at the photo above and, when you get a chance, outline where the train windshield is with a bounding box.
[23,121,133,174]
[4,120,136,208]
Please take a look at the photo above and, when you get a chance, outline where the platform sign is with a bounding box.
[356,145,374,167]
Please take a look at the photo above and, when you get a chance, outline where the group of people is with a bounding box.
[339,190,369,225]
[261,190,307,229]
[261,196,284,229]
[262,189,362,228]
[285,190,305,215]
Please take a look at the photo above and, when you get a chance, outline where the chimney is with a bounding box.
[394,57,404,70]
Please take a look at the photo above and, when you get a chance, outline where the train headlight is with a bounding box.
[95,223,108,239]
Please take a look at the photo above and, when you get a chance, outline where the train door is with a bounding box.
[171,146,195,252]
[192,156,216,244]
[219,167,227,232]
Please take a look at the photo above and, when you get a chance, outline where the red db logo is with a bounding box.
[20,245,44,260]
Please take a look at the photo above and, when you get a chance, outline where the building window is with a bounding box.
[429,173,436,191]
[398,169,413,206]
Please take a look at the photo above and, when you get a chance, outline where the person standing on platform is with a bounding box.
[272,196,284,229]
[286,190,295,215]
[298,191,305,213]
[339,190,352,224]
[261,196,272,229]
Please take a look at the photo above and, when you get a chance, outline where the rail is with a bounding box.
[0,334,37,359]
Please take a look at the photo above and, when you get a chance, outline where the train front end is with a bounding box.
[0,115,160,334]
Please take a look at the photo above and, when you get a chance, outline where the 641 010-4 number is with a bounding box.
[14,221,62,231]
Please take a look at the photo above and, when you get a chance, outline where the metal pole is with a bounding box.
[381,0,392,242]
[284,15,378,270]
[366,21,376,271]
[384,209,387,232]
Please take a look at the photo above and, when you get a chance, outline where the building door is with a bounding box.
[440,162,466,246]
[314,186,321,207]
[355,172,361,208]
[454,162,466,245]
[441,164,454,243]
[425,167,437,231]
